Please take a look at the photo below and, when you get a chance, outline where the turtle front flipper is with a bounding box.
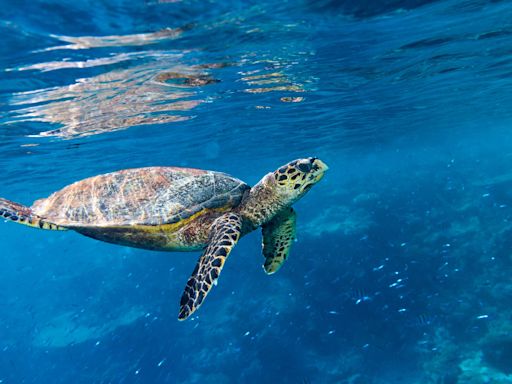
[0,198,65,230]
[262,207,296,274]
[178,213,242,320]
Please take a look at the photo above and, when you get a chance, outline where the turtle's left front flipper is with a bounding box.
[178,213,242,320]
[262,207,296,274]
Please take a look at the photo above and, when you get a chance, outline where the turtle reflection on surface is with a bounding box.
[154,71,220,87]
[7,60,220,139]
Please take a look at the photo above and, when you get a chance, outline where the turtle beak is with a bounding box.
[312,158,328,182]
[313,158,329,172]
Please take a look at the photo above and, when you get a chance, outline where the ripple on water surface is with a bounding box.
[2,21,314,141]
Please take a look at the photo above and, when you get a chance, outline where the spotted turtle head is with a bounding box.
[269,157,328,204]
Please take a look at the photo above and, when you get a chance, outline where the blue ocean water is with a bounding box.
[2,0,512,382]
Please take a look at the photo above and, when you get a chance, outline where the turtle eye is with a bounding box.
[297,162,312,173]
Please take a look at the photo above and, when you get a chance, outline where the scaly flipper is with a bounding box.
[0,198,65,230]
[262,207,296,274]
[178,213,242,320]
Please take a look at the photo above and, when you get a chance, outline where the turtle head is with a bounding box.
[241,157,328,227]
[270,157,328,205]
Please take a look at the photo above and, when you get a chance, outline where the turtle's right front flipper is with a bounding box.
[178,213,242,320]
[262,207,296,274]
[0,198,65,230]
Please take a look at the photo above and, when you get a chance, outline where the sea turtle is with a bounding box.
[0,158,328,320]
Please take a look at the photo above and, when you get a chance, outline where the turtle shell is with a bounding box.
[31,167,250,227]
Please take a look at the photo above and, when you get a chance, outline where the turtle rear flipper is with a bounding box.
[0,198,65,230]
[262,208,296,274]
[178,213,242,320]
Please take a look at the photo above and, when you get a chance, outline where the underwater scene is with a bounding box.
[1,0,512,382]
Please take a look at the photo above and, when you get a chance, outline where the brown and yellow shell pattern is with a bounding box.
[31,167,249,227]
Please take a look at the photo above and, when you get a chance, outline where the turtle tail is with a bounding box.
[0,198,65,230]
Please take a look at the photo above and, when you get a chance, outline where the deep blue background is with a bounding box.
[1,0,512,382]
